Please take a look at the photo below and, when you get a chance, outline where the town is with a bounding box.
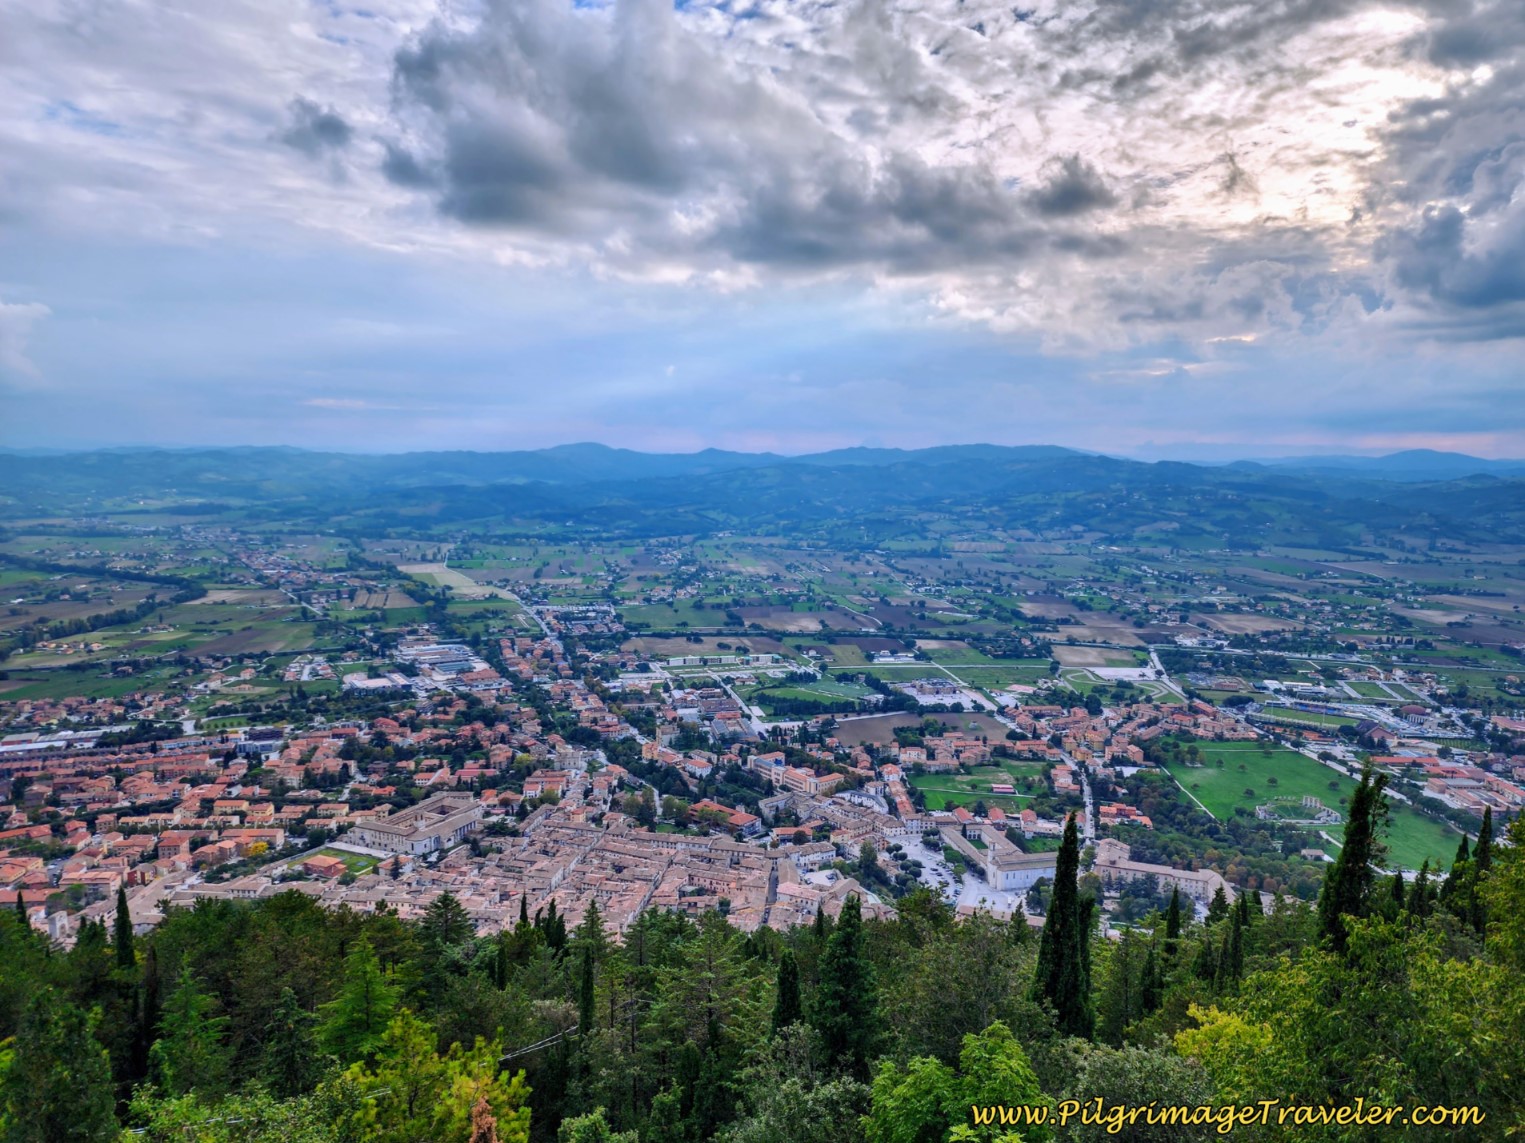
[5,519,1519,949]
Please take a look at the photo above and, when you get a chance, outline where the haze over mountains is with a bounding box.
[4,444,1524,548]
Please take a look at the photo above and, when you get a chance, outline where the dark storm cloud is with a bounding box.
[280,97,354,156]
[1370,0,1525,333]
[382,0,1096,274]
[1029,155,1117,217]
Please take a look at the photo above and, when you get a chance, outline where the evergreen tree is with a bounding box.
[1030,813,1094,1039]
[1139,942,1163,1015]
[578,942,597,1037]
[770,949,802,1036]
[1206,886,1229,926]
[1191,937,1217,983]
[150,966,231,1097]
[1469,807,1494,934]
[0,989,118,1143]
[810,894,880,1079]
[1163,886,1182,958]
[260,986,321,1098]
[1317,766,1389,953]
[1407,860,1432,918]
[1440,835,1471,912]
[114,884,135,968]
[422,890,474,948]
[319,937,399,1062]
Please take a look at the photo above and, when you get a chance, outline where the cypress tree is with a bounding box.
[1030,813,1094,1038]
[771,949,802,1036]
[113,885,134,968]
[1470,808,1494,934]
[1139,942,1163,1014]
[1192,936,1217,983]
[1163,886,1182,958]
[519,893,529,926]
[1410,860,1433,918]
[16,891,27,925]
[1317,766,1389,953]
[1440,834,1471,912]
[810,894,879,1079]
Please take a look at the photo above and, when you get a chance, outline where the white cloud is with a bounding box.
[0,298,51,387]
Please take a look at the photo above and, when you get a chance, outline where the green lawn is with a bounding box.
[909,760,1048,812]
[290,847,379,875]
[1255,706,1362,729]
[1159,742,1461,870]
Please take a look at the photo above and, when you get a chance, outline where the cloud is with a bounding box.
[0,298,51,387]
[2,0,1523,360]
[373,0,1467,346]
[281,97,354,157]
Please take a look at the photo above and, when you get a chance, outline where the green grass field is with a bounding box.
[290,847,379,875]
[909,760,1048,812]
[1255,706,1361,730]
[1159,742,1460,870]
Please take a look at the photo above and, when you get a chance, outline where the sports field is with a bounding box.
[1159,742,1461,870]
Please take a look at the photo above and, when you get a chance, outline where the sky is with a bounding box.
[1,0,1523,458]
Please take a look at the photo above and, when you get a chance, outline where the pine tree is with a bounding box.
[810,894,880,1079]
[319,937,398,1062]
[1317,766,1389,953]
[423,890,475,948]
[1207,886,1229,926]
[150,965,231,1097]
[260,986,321,1098]
[1029,812,1095,1039]
[113,884,135,968]
[770,949,802,1036]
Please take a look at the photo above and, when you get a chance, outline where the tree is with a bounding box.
[811,894,881,1080]
[1163,886,1182,958]
[1316,766,1389,953]
[150,965,231,1098]
[1206,886,1229,926]
[771,949,802,1036]
[558,1107,637,1143]
[0,989,118,1143]
[864,1021,1052,1143]
[114,884,135,968]
[1064,1046,1217,1143]
[1029,813,1094,1039]
[319,937,399,1063]
[422,890,475,949]
[261,986,322,1098]
[342,1010,531,1143]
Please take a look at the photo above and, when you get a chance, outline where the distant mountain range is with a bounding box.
[2,443,1523,545]
[1224,450,1525,482]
